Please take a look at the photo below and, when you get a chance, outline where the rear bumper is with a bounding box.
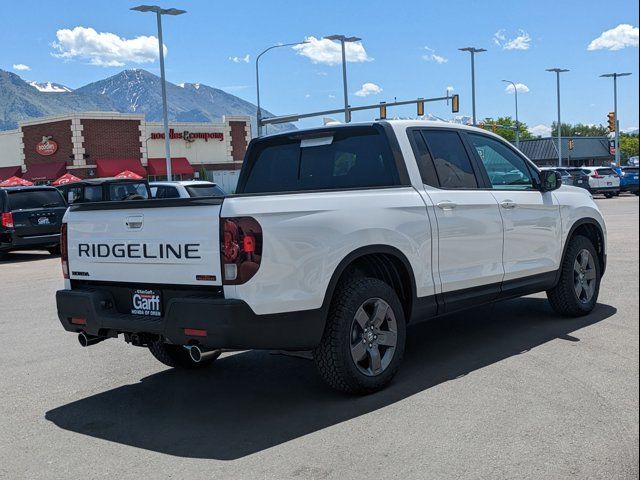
[589,186,620,194]
[56,288,325,350]
[1,232,59,251]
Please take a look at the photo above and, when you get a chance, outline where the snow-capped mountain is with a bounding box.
[0,69,112,130]
[397,113,473,124]
[75,69,287,129]
[0,68,291,132]
[422,114,473,125]
[28,81,73,93]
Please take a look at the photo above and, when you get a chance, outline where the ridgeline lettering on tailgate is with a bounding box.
[78,243,201,260]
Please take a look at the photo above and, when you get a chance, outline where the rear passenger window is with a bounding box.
[241,127,400,193]
[409,130,439,186]
[422,130,478,189]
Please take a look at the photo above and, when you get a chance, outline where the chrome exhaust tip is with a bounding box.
[185,345,220,363]
[78,332,106,347]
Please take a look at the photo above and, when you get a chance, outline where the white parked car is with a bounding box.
[56,121,607,394]
[150,180,226,199]
[582,167,620,198]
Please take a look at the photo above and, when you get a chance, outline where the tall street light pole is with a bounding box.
[131,5,186,181]
[255,41,309,137]
[325,35,362,123]
[600,72,631,166]
[459,47,486,126]
[546,68,569,167]
[502,79,520,148]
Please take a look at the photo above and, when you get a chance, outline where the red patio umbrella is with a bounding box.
[52,173,82,186]
[115,170,144,180]
[0,176,34,187]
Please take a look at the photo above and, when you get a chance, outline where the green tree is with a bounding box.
[479,116,533,141]
[550,122,608,137]
[619,133,639,164]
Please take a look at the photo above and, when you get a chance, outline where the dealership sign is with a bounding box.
[36,136,58,156]
[150,129,224,143]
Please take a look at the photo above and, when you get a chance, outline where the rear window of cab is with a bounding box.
[238,126,401,194]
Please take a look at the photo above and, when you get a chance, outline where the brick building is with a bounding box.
[0,112,251,191]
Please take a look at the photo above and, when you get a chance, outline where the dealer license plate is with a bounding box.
[131,289,162,317]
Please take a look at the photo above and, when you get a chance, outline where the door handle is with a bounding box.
[437,201,457,210]
[500,200,517,209]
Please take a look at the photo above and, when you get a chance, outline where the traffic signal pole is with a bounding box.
[260,93,459,126]
[613,74,619,166]
[601,72,631,165]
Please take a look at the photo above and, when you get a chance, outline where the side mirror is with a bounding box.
[540,170,562,192]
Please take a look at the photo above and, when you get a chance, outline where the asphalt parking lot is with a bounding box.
[0,195,638,480]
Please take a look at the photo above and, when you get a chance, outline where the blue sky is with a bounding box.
[2,0,639,133]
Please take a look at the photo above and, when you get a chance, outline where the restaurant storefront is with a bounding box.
[0,112,251,192]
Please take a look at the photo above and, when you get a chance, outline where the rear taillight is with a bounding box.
[1,212,13,229]
[60,223,69,279]
[220,217,262,285]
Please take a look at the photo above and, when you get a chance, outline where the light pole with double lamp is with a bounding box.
[502,80,521,148]
[600,72,631,166]
[131,5,186,181]
[325,35,362,123]
[459,47,486,126]
[546,68,569,167]
[255,41,309,137]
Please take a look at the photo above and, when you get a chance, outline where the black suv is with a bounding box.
[1,186,67,259]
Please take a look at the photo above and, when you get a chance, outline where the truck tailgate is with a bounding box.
[66,199,222,287]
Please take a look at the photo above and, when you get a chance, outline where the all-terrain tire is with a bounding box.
[313,277,406,395]
[148,340,219,369]
[547,235,601,317]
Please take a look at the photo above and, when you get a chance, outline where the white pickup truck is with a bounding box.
[56,121,607,394]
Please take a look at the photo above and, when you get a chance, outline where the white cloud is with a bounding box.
[530,124,552,137]
[13,63,31,71]
[305,93,311,98]
[422,46,448,64]
[355,82,382,97]
[504,82,530,94]
[229,54,250,63]
[51,26,164,67]
[588,24,639,51]
[494,29,531,50]
[293,36,372,65]
[328,94,336,98]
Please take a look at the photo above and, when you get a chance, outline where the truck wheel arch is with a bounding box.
[320,245,417,322]
[560,218,606,280]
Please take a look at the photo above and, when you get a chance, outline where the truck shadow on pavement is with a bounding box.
[45,297,616,460]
